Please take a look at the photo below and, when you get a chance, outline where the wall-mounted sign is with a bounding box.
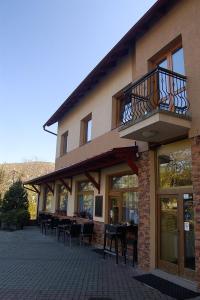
[184,221,190,231]
[95,195,103,217]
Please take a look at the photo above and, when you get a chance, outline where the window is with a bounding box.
[57,185,68,213]
[152,43,186,113]
[111,174,138,189]
[119,98,132,125]
[109,173,139,224]
[157,47,185,75]
[80,114,92,145]
[60,131,68,156]
[158,140,192,188]
[77,181,94,219]
[44,187,53,212]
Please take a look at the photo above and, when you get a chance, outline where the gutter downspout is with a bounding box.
[43,125,57,136]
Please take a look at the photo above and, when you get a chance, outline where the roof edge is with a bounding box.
[44,0,178,127]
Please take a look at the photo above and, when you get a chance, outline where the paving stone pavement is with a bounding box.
[0,226,178,300]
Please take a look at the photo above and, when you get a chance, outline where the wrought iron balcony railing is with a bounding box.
[120,67,189,125]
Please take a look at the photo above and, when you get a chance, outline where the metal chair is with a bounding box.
[80,222,94,245]
[64,224,82,247]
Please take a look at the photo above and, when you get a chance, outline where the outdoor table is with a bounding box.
[103,224,138,265]
[103,224,127,264]
[126,225,138,266]
[57,224,71,241]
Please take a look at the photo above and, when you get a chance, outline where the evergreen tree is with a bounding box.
[1,180,30,229]
[2,180,29,212]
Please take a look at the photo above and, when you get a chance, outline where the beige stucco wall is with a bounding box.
[39,163,132,223]
[55,54,134,160]
[55,128,147,170]
[134,0,200,138]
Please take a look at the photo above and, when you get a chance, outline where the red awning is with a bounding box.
[24,146,138,186]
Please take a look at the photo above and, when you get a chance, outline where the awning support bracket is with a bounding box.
[126,157,138,175]
[85,171,101,194]
[46,183,54,194]
[32,185,40,194]
[59,178,72,194]
[23,184,40,194]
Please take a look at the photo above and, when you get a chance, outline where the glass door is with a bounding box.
[158,193,195,278]
[158,195,179,275]
[182,193,195,279]
[109,196,121,224]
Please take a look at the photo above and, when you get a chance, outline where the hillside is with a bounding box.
[0,161,55,198]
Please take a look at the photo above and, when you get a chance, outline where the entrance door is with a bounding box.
[109,195,121,224]
[158,193,195,279]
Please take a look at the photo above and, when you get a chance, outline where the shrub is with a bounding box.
[0,181,30,229]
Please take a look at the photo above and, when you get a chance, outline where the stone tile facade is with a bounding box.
[137,151,151,271]
[191,136,200,283]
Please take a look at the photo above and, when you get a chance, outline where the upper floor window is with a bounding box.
[60,131,68,156]
[80,113,92,145]
[157,47,185,75]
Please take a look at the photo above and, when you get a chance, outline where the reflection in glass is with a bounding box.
[121,101,132,123]
[86,119,92,142]
[122,192,139,224]
[172,48,185,75]
[111,174,138,189]
[159,59,170,109]
[58,185,68,212]
[159,58,168,69]
[160,197,178,264]
[78,181,93,191]
[79,193,94,219]
[184,193,195,270]
[45,190,53,211]
[110,197,119,224]
[78,181,94,219]
[158,141,192,188]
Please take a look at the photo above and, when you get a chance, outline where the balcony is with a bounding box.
[119,67,191,143]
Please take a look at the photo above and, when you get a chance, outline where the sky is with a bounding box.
[0,0,156,163]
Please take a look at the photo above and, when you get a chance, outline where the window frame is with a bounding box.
[77,180,94,219]
[57,184,68,213]
[149,37,183,72]
[80,113,92,145]
[43,186,53,212]
[60,131,68,156]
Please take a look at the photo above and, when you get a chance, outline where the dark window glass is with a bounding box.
[183,193,195,270]
[61,132,68,155]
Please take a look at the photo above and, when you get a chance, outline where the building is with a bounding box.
[25,0,200,283]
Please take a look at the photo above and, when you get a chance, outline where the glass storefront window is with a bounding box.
[183,193,195,270]
[122,192,139,224]
[111,174,138,189]
[160,196,178,264]
[58,185,68,212]
[78,181,94,219]
[45,189,53,212]
[109,174,139,224]
[158,140,192,188]
[78,181,94,191]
